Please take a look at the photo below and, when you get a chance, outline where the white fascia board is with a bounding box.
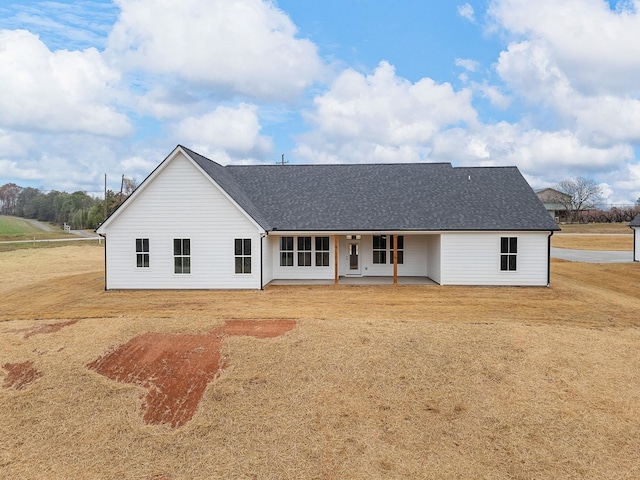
[96,145,184,234]
[268,230,444,236]
[267,230,555,236]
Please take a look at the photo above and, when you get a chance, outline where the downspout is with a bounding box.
[98,233,107,290]
[260,233,266,290]
[547,231,554,287]
[632,225,637,262]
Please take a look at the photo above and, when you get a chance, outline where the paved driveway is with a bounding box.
[551,247,634,263]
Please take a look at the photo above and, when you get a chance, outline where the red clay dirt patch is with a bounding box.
[87,319,296,428]
[13,319,79,339]
[3,360,43,390]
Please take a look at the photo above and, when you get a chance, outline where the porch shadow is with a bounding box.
[266,276,438,286]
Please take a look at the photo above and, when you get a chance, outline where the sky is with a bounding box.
[0,0,639,204]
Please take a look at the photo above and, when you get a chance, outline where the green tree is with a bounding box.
[0,183,22,215]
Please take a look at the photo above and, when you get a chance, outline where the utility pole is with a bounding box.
[103,174,107,221]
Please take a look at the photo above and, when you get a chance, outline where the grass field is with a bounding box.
[0,215,71,242]
[1,243,639,479]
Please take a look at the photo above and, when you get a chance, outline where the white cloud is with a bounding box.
[106,0,324,100]
[455,58,480,72]
[0,29,131,136]
[458,3,476,22]
[297,61,477,163]
[489,0,640,96]
[435,123,632,169]
[174,103,273,158]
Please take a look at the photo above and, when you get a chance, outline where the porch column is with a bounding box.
[334,235,339,285]
[393,234,398,285]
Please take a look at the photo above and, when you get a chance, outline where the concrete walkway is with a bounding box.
[551,247,633,263]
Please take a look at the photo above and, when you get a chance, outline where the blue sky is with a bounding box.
[1,0,639,204]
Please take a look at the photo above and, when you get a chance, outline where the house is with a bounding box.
[96,145,559,289]
[535,188,571,223]
[631,215,640,262]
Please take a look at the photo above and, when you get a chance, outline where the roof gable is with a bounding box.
[97,146,266,234]
[631,215,640,227]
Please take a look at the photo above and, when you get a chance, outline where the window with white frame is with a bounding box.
[234,239,251,274]
[173,238,191,274]
[372,235,387,264]
[297,237,312,266]
[500,237,517,271]
[315,236,330,266]
[280,237,294,266]
[136,238,149,268]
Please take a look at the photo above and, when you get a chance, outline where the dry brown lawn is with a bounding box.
[557,222,633,234]
[1,244,640,479]
[552,234,633,250]
[553,222,634,250]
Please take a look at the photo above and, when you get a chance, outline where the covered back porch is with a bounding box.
[262,232,441,287]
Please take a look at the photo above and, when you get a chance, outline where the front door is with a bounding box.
[347,242,361,275]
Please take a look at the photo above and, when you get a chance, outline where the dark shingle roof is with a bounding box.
[181,146,559,232]
[631,215,640,227]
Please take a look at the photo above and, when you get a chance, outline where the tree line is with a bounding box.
[0,178,136,230]
[544,176,640,223]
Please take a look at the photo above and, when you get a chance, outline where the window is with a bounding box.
[136,238,149,268]
[235,239,251,274]
[373,235,387,264]
[390,235,404,264]
[315,236,330,266]
[280,237,294,266]
[297,237,312,266]
[174,238,191,274]
[500,237,517,271]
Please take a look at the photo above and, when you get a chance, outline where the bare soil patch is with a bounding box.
[2,361,42,390]
[88,320,295,428]
[12,319,78,339]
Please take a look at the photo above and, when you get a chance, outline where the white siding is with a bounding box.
[440,232,550,286]
[270,235,335,280]
[426,235,441,284]
[103,153,261,289]
[262,236,274,286]
[634,228,639,262]
[357,235,428,277]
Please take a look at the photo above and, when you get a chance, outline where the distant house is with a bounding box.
[631,215,640,262]
[96,145,559,289]
[536,188,571,223]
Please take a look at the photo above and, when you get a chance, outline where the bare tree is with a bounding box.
[553,177,603,223]
[122,177,137,196]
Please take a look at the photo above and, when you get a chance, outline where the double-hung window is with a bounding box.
[500,237,517,271]
[390,235,404,264]
[136,238,149,268]
[174,238,191,274]
[280,237,294,266]
[235,239,251,274]
[372,235,387,264]
[297,237,312,266]
[315,237,330,266]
